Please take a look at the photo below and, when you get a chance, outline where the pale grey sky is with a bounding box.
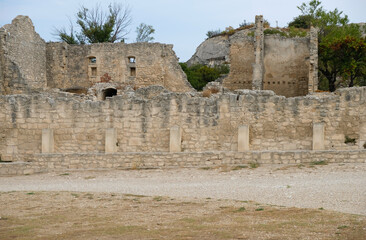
[0,0,365,61]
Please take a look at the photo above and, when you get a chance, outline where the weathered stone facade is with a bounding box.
[1,150,365,175]
[46,42,192,92]
[189,16,318,97]
[0,86,365,162]
[0,16,193,96]
[0,16,47,95]
[1,15,365,175]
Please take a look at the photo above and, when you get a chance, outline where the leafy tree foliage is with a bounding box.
[55,2,132,44]
[288,15,312,29]
[320,34,366,91]
[293,0,365,91]
[180,63,229,90]
[135,23,155,42]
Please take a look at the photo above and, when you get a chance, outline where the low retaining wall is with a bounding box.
[1,150,365,175]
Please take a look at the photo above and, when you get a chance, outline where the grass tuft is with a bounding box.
[249,162,260,169]
[232,165,248,171]
[310,160,328,166]
[235,207,246,212]
[153,196,163,202]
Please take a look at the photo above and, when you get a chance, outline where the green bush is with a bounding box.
[264,29,287,37]
[247,31,255,37]
[264,28,308,38]
[222,26,236,36]
[288,26,308,37]
[206,29,222,39]
[239,20,254,28]
[179,63,229,90]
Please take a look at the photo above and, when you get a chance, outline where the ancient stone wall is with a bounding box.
[0,86,365,161]
[222,24,312,97]
[263,36,309,96]
[46,43,89,89]
[1,149,365,175]
[46,42,193,92]
[0,16,47,95]
[222,35,255,90]
[252,15,265,91]
[308,26,319,93]
[1,16,193,95]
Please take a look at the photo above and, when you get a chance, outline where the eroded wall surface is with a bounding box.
[1,87,365,161]
[0,16,47,95]
[223,35,310,97]
[0,15,193,95]
[46,42,193,92]
[222,36,255,90]
[263,36,309,97]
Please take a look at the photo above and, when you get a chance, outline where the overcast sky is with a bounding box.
[0,0,365,61]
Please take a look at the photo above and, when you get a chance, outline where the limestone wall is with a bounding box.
[0,86,365,161]
[1,150,366,175]
[263,36,309,97]
[223,34,311,97]
[0,16,47,95]
[46,42,193,92]
[222,36,255,90]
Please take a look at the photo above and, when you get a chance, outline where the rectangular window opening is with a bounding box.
[91,67,97,76]
[130,67,136,77]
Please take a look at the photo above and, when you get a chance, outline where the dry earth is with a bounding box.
[0,163,366,239]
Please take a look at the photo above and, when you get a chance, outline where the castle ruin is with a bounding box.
[0,15,365,175]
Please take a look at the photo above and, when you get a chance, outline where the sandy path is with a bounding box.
[1,163,365,215]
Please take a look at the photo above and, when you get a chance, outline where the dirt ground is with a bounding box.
[0,163,366,239]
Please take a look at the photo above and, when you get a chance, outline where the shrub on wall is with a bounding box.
[264,29,287,37]
[264,28,308,38]
[206,29,222,39]
[179,63,229,90]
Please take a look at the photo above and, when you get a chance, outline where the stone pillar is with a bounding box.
[42,129,54,153]
[313,123,325,150]
[170,126,182,152]
[238,125,250,152]
[359,123,366,149]
[252,15,264,91]
[308,26,318,94]
[105,128,117,153]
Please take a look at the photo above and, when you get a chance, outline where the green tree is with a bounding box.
[319,24,364,91]
[135,23,155,42]
[293,0,365,91]
[55,2,132,44]
[337,36,366,87]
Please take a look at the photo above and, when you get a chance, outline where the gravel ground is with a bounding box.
[1,163,365,215]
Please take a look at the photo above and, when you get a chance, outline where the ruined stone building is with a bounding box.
[0,15,365,175]
[0,16,193,98]
[189,16,318,97]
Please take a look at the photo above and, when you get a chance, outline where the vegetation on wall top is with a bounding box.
[179,63,229,91]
